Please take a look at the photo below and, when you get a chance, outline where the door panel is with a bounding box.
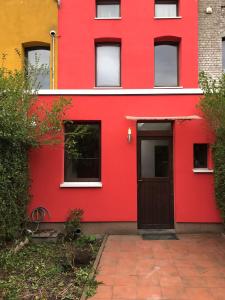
[138,136,174,229]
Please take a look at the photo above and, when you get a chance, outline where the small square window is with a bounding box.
[155,0,178,18]
[96,0,120,18]
[64,122,101,182]
[194,144,208,168]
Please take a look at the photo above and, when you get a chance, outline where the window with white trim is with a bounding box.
[154,42,178,87]
[194,144,208,169]
[155,0,178,17]
[64,122,101,182]
[96,0,120,18]
[96,43,121,87]
[25,46,50,89]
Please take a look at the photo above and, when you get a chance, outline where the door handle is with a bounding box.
[138,180,143,182]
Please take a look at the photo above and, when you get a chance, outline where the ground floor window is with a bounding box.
[64,121,101,182]
[194,144,208,168]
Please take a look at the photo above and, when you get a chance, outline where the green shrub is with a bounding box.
[199,72,225,224]
[0,63,70,241]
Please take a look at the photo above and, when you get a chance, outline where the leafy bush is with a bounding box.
[0,62,70,241]
[199,72,225,223]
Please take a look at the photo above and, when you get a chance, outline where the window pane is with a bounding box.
[223,39,225,73]
[96,44,120,86]
[26,48,50,89]
[155,44,178,86]
[64,123,101,182]
[97,3,120,18]
[141,140,169,178]
[194,144,208,168]
[138,122,171,131]
[155,3,177,17]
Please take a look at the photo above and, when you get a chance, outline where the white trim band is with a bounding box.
[126,115,202,121]
[60,182,103,188]
[37,88,203,96]
[193,168,214,174]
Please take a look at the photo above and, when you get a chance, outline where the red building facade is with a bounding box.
[30,0,222,233]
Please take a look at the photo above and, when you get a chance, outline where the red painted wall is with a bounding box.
[29,95,221,223]
[58,0,198,88]
[29,1,221,225]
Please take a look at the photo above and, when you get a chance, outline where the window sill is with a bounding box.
[60,182,103,188]
[154,86,183,89]
[193,168,214,174]
[94,86,123,89]
[94,17,121,20]
[154,16,182,19]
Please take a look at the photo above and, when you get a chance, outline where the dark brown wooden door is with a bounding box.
[138,136,174,229]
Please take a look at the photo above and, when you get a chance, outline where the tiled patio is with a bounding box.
[89,234,225,300]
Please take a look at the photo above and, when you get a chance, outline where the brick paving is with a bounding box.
[89,234,225,300]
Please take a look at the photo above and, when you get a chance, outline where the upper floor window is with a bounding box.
[96,0,120,18]
[222,38,225,73]
[25,46,50,89]
[96,43,121,87]
[154,42,178,87]
[64,122,101,182]
[155,0,178,18]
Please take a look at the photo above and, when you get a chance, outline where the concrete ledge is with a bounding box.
[175,223,223,233]
[34,222,224,235]
[38,222,138,235]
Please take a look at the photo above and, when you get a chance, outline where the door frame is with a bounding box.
[137,121,174,229]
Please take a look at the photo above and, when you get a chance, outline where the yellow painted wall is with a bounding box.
[0,0,58,88]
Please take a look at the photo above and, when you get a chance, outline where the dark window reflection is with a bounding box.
[194,144,208,168]
[155,43,178,86]
[64,122,101,181]
[155,146,169,177]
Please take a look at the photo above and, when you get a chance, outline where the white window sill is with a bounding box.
[154,86,183,89]
[94,17,121,20]
[93,86,123,89]
[154,16,182,19]
[193,168,214,174]
[60,182,103,188]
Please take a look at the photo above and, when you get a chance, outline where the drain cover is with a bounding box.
[142,234,178,240]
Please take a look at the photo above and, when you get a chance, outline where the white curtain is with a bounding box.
[96,45,120,86]
[155,4,177,17]
[97,4,120,18]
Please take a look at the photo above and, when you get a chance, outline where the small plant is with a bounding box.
[64,209,84,241]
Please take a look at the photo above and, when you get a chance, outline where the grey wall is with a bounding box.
[198,0,225,78]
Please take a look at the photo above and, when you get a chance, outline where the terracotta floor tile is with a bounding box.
[137,273,160,286]
[96,274,115,285]
[181,276,206,288]
[113,275,137,286]
[91,235,225,300]
[136,285,162,299]
[161,286,187,300]
[204,277,225,288]
[113,285,137,299]
[177,266,200,277]
[160,275,183,287]
[92,285,113,299]
[184,287,215,300]
[209,287,225,300]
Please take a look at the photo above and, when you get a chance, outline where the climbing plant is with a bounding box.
[199,71,225,223]
[0,60,70,241]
